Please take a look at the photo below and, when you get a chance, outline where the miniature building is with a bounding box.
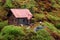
[7,9,33,25]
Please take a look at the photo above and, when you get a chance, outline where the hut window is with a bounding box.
[18,18,28,25]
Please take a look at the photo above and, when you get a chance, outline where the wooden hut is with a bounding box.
[7,9,33,25]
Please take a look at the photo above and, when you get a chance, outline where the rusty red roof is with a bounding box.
[11,9,33,20]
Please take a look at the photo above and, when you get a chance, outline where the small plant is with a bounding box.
[0,25,25,40]
[4,0,14,8]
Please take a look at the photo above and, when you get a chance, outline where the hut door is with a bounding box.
[18,18,24,24]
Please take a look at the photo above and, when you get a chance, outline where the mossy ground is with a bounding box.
[0,0,60,40]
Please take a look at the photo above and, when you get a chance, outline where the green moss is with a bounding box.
[36,29,54,40]
[4,0,14,8]
[0,25,25,40]
[33,13,45,21]
[0,21,8,30]
[0,25,55,40]
[55,23,60,29]
[47,14,60,21]
[43,21,60,34]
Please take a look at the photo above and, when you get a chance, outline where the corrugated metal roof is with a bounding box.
[11,9,33,20]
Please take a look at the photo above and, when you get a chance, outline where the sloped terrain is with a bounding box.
[0,0,60,40]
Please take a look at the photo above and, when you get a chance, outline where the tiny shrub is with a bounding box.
[0,25,25,40]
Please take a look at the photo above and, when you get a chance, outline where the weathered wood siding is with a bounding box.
[8,15,17,25]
